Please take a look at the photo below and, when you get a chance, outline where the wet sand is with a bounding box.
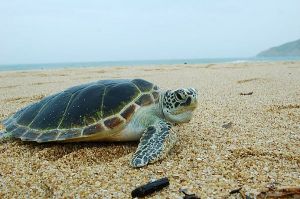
[0,61,299,198]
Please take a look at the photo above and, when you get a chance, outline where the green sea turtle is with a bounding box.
[1,79,198,167]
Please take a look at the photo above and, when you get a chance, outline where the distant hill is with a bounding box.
[257,39,300,57]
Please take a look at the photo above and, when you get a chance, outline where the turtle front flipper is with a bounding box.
[131,121,177,168]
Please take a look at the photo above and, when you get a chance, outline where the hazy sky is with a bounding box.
[1,0,300,64]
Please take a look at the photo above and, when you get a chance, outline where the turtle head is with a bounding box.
[162,88,198,123]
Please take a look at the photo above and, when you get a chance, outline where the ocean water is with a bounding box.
[0,57,300,72]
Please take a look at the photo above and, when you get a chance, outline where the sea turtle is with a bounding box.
[1,79,198,167]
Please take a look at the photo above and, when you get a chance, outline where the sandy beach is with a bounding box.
[0,61,299,198]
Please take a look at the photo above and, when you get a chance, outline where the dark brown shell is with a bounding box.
[3,79,159,142]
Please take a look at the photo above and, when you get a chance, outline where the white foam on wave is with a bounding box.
[229,60,248,63]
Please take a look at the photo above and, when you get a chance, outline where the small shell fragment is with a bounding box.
[222,122,232,129]
[240,91,253,95]
[181,189,200,199]
[229,187,242,194]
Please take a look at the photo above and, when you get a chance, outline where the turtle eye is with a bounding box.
[176,93,183,100]
[175,90,185,101]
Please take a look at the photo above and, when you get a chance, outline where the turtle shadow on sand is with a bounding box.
[5,139,137,166]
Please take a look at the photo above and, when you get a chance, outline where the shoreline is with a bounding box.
[0,60,299,75]
[1,58,300,73]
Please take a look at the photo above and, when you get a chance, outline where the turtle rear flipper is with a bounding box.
[131,121,177,167]
[0,131,5,139]
[0,121,9,140]
[0,131,13,143]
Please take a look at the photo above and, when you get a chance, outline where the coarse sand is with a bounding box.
[0,61,299,198]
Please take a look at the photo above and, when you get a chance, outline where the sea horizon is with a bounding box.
[1,56,300,72]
